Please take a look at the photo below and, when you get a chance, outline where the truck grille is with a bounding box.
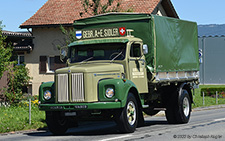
[57,73,85,102]
[71,73,85,102]
[57,74,69,102]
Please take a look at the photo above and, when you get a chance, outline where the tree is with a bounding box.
[80,0,133,17]
[0,21,12,78]
[81,0,120,16]
[0,21,31,104]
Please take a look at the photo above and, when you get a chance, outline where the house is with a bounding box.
[20,0,179,95]
[198,24,225,84]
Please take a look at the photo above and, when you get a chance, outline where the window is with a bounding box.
[18,55,25,65]
[70,43,126,63]
[130,44,141,57]
[39,56,66,74]
[47,56,55,73]
[11,55,25,65]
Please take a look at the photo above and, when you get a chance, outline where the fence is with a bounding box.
[202,91,220,106]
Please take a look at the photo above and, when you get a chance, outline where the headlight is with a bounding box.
[44,90,52,100]
[105,88,114,98]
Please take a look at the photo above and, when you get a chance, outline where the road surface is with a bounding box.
[0,107,224,141]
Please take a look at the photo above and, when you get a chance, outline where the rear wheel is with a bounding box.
[116,93,138,133]
[46,111,69,135]
[166,88,192,124]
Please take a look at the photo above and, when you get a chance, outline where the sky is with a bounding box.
[0,0,225,32]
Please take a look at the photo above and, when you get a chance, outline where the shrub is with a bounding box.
[4,64,31,105]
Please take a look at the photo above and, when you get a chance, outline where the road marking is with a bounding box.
[214,118,225,122]
[99,135,132,141]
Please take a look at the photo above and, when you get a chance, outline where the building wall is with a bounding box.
[25,27,66,95]
[199,36,225,84]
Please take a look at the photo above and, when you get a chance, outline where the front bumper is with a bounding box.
[39,101,122,111]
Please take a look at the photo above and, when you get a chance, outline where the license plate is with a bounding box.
[65,112,76,116]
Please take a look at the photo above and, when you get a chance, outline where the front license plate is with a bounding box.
[65,112,76,116]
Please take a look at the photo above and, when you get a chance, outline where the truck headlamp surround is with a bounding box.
[44,90,52,100]
[105,88,114,98]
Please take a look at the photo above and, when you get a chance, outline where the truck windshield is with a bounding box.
[70,43,126,63]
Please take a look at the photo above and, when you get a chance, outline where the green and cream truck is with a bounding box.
[39,13,199,135]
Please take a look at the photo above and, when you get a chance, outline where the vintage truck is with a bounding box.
[39,13,199,135]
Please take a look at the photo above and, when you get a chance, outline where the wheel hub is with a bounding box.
[183,97,190,117]
[127,101,136,126]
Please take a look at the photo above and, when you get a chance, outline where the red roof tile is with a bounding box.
[20,0,177,28]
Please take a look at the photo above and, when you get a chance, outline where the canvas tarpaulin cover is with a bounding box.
[152,15,199,72]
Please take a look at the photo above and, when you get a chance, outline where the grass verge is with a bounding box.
[193,85,225,108]
[0,105,46,133]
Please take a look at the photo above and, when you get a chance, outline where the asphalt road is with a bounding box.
[1,107,225,141]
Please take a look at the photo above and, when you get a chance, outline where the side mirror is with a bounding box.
[143,44,148,54]
[60,47,68,62]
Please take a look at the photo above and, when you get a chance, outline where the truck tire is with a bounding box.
[46,111,68,135]
[116,92,138,133]
[166,88,191,124]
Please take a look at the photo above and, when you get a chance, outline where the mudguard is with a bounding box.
[98,79,141,107]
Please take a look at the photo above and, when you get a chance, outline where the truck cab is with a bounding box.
[39,35,148,134]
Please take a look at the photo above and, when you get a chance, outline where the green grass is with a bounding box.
[0,105,46,133]
[192,85,225,108]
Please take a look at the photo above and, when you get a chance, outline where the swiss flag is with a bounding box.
[119,27,126,36]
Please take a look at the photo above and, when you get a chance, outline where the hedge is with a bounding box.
[201,87,225,98]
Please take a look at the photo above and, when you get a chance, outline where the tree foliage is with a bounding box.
[4,64,31,104]
[81,0,121,16]
[0,21,31,104]
[60,26,76,48]
[0,22,12,78]
[80,0,133,17]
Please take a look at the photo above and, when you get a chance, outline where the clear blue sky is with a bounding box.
[0,0,224,31]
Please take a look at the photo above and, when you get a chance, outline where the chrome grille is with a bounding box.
[71,73,85,102]
[57,74,69,102]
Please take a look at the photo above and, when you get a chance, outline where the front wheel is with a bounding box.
[116,93,138,133]
[46,111,69,135]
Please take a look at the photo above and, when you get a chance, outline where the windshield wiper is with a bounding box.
[110,51,123,63]
[80,56,94,64]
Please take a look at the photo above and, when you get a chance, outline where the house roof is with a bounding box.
[20,0,178,28]
[2,30,33,52]
[2,30,32,38]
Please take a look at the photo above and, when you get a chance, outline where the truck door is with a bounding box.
[128,42,148,93]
